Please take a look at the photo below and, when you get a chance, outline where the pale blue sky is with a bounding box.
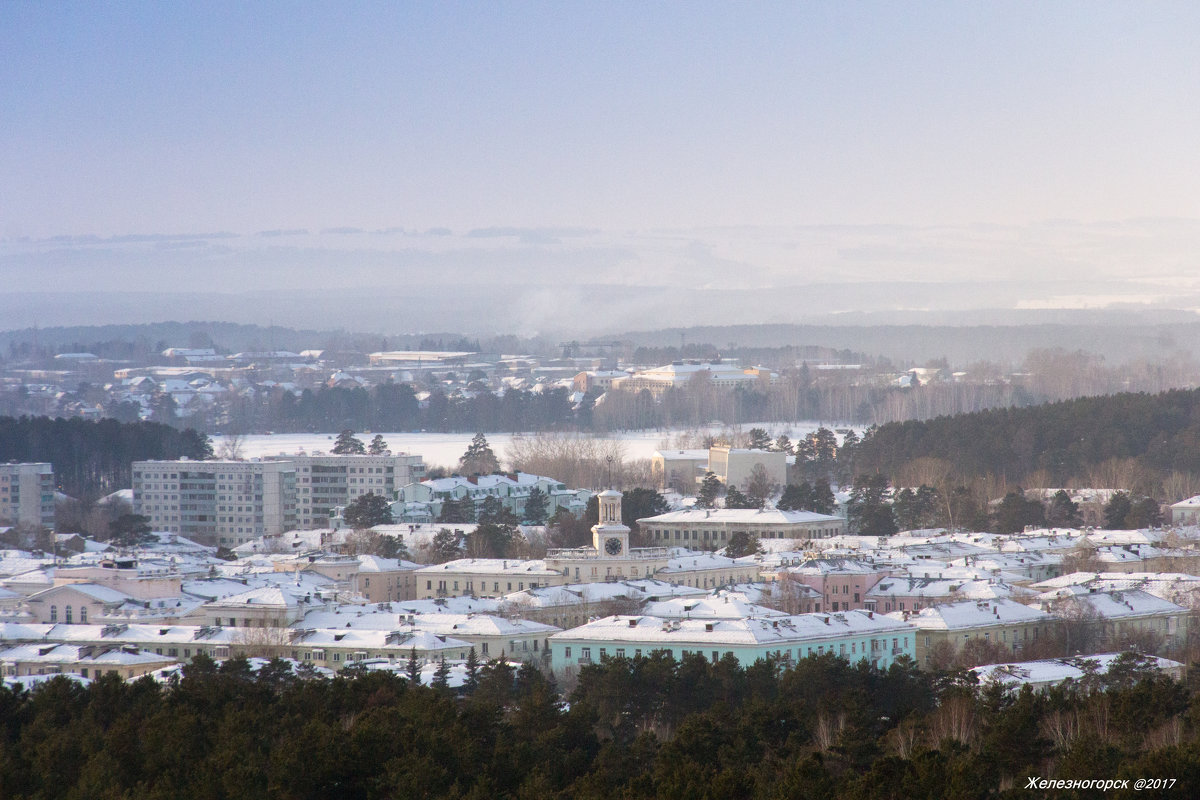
[4,2,1200,239]
[3,2,1200,333]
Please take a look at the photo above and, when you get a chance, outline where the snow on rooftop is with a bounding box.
[891,598,1051,630]
[552,610,912,647]
[639,507,842,525]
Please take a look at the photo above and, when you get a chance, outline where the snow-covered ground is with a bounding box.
[219,422,852,470]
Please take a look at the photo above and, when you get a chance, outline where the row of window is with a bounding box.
[48,605,87,623]
[562,638,908,663]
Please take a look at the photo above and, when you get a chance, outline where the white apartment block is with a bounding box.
[0,462,55,529]
[132,460,298,547]
[270,454,425,528]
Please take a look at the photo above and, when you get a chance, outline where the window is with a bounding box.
[581,647,591,660]
[50,605,57,623]
[80,606,87,623]
[65,606,73,624]
[564,646,571,659]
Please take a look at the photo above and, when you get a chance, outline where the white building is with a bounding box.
[132,459,298,547]
[549,610,915,679]
[707,446,787,491]
[270,453,425,528]
[637,507,846,547]
[396,472,587,523]
[0,463,55,529]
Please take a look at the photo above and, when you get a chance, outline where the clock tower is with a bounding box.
[592,489,630,558]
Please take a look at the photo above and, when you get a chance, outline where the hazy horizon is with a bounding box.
[4,3,1200,333]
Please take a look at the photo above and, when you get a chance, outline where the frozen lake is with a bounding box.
[220,422,849,469]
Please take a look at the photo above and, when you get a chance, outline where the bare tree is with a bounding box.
[217,432,245,461]
[926,694,978,747]
[231,626,292,658]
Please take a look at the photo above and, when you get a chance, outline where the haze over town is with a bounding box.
[4,3,1200,333]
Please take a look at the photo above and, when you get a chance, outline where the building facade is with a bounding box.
[638,507,846,547]
[0,463,55,529]
[549,610,916,679]
[544,490,672,583]
[270,453,425,528]
[132,459,298,547]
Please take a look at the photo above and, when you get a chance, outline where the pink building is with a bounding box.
[782,559,890,613]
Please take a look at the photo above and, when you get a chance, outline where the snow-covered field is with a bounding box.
[220,422,848,469]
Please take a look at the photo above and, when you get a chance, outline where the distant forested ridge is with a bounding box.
[0,652,1193,799]
[856,387,1200,486]
[0,417,210,499]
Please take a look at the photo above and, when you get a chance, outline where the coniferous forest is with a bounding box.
[1,653,1197,800]
[856,387,1200,487]
[0,416,211,499]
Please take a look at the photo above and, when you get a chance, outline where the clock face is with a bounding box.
[605,537,623,555]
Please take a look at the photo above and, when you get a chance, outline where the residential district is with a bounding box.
[2,446,1200,695]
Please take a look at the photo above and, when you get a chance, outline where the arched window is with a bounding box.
[49,605,57,623]
[80,606,87,623]
[65,605,73,624]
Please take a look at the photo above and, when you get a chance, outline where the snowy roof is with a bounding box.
[891,598,1051,630]
[501,579,704,609]
[660,552,744,573]
[783,558,886,576]
[552,610,912,647]
[291,628,472,653]
[356,555,421,572]
[0,643,174,667]
[1052,589,1185,619]
[868,577,1034,601]
[974,653,1184,689]
[638,508,842,525]
[642,595,787,620]
[652,449,710,460]
[29,583,133,605]
[414,558,560,577]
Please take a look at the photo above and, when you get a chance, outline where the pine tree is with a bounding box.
[848,474,897,536]
[406,647,421,683]
[523,486,549,524]
[432,656,451,690]
[367,434,390,455]
[430,528,464,562]
[342,492,394,529]
[333,429,366,455]
[777,482,814,512]
[459,433,500,475]
[747,428,772,450]
[464,647,480,692]
[724,486,759,509]
[725,530,762,558]
[697,472,721,509]
[773,434,794,455]
[811,478,837,515]
[1104,492,1133,529]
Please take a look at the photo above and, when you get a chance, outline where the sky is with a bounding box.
[3,2,1200,333]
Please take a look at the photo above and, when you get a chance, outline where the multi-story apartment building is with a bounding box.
[0,463,55,529]
[132,459,298,547]
[269,454,425,528]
